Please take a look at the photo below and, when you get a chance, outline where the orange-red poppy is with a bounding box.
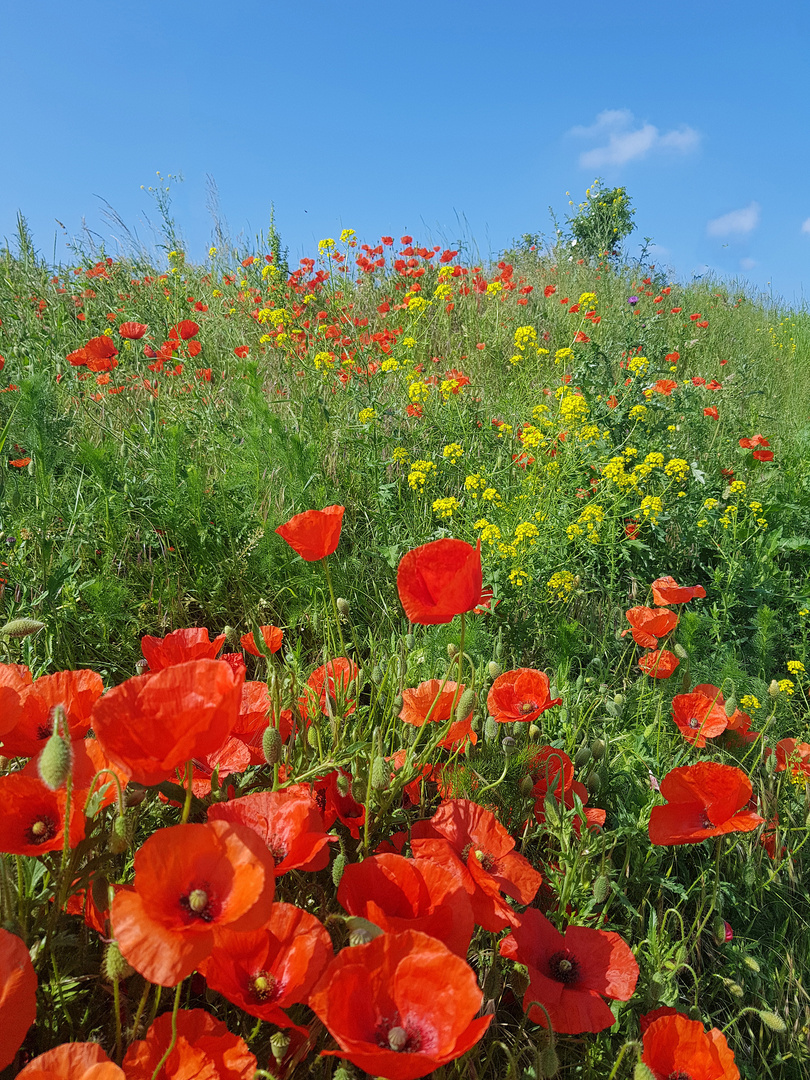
[0,662,29,737]
[753,448,774,461]
[141,627,226,671]
[92,659,243,786]
[640,1009,739,1079]
[16,1042,124,1079]
[302,657,358,718]
[9,456,31,467]
[337,852,475,957]
[648,762,764,845]
[500,907,638,1033]
[312,768,366,839]
[738,434,769,449]
[2,669,104,758]
[199,904,333,1025]
[0,773,86,855]
[411,799,542,932]
[123,1008,256,1079]
[208,786,336,873]
[309,929,492,1080]
[638,649,680,678]
[771,737,810,781]
[671,690,728,746]
[239,624,284,657]
[652,379,677,395]
[171,319,200,341]
[651,575,707,605]
[487,668,562,724]
[275,505,345,561]
[111,820,276,986]
[398,679,476,750]
[119,321,148,339]
[0,928,37,1071]
[397,538,482,625]
[622,606,678,648]
[527,747,605,834]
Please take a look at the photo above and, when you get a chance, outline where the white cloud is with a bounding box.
[801,217,810,234]
[740,257,757,270]
[569,110,700,168]
[706,202,760,237]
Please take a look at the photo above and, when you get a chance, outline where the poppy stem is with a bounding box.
[149,981,183,1080]
[605,1039,642,1080]
[180,761,193,825]
[129,980,151,1047]
[323,556,347,658]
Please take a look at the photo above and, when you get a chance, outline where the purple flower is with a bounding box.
[628,296,639,306]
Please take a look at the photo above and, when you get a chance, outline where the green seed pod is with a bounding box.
[371,665,384,685]
[455,688,476,723]
[590,737,606,760]
[574,746,592,769]
[447,643,459,659]
[502,736,518,757]
[593,874,610,904]
[484,717,499,741]
[392,694,404,712]
[519,774,535,797]
[349,926,374,947]
[538,1044,560,1078]
[633,1064,657,1080]
[575,673,584,691]
[336,597,350,617]
[331,851,346,888]
[0,617,46,639]
[688,1005,703,1022]
[103,941,135,982]
[135,658,150,675]
[270,1031,291,1064]
[262,725,282,765]
[488,661,502,679]
[110,815,130,855]
[38,731,72,791]
[758,1010,787,1033]
[371,755,388,792]
[495,639,503,659]
[713,917,727,946]
[586,770,601,795]
[405,633,415,650]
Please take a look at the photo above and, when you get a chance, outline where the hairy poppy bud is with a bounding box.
[38,725,72,791]
[447,643,459,659]
[633,1065,657,1080]
[528,723,541,740]
[103,941,135,982]
[392,694,404,711]
[336,597,350,617]
[724,695,738,717]
[336,772,351,797]
[543,793,561,827]
[331,852,346,887]
[586,770,601,794]
[511,964,530,998]
[405,632,415,650]
[768,679,780,698]
[593,874,610,903]
[758,1010,787,1032]
[488,661,502,679]
[371,755,388,792]
[0,616,45,638]
[370,664,384,685]
[519,774,535,797]
[673,643,689,660]
[262,725,282,765]
[455,688,476,724]
[484,716,499,741]
[306,726,319,749]
[539,1045,560,1078]
[110,815,130,854]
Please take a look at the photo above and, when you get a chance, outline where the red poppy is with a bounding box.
[640,1009,739,1079]
[399,679,471,730]
[526,746,605,832]
[123,1009,256,1079]
[91,659,244,786]
[648,761,764,845]
[573,331,590,343]
[653,379,677,395]
[753,448,774,461]
[704,406,719,419]
[208,786,336,873]
[302,657,358,718]
[141,627,226,671]
[275,504,345,561]
[638,649,680,678]
[1,668,104,758]
[607,394,619,409]
[651,575,707,605]
[622,606,679,648]
[111,820,276,986]
[309,929,491,1080]
[233,345,250,358]
[487,668,562,724]
[17,1042,124,1079]
[671,690,728,746]
[544,285,557,297]
[171,319,200,341]
[199,904,333,1026]
[0,663,31,737]
[500,907,638,1033]
[9,456,31,467]
[411,799,542,932]
[0,928,38,1070]
[312,768,366,838]
[119,321,148,339]
[406,403,423,417]
[0,773,86,855]
[771,737,810,781]
[239,624,284,657]
[738,434,769,449]
[397,538,483,625]
[665,351,680,363]
[338,852,475,957]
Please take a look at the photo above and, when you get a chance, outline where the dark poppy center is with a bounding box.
[700,811,714,829]
[179,884,220,923]
[521,701,536,714]
[548,949,580,985]
[462,844,495,872]
[249,970,279,1002]
[688,717,700,728]
[268,836,288,862]
[37,724,52,741]
[27,816,58,845]
[666,1072,694,1080]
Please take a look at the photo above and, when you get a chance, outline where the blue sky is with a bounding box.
[3,1,810,304]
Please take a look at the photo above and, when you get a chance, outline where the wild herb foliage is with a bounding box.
[0,206,809,1080]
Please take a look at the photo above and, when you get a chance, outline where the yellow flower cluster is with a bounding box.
[381,358,400,372]
[740,694,761,710]
[408,380,431,403]
[318,238,335,252]
[408,460,436,491]
[442,443,464,464]
[474,518,502,545]
[406,295,429,313]
[628,355,649,376]
[547,570,576,599]
[778,679,795,695]
[514,521,539,545]
[602,456,635,490]
[629,404,648,421]
[465,473,486,495]
[514,326,538,350]
[402,337,416,348]
[481,487,502,503]
[509,568,528,587]
[440,379,461,400]
[392,447,410,464]
[519,425,545,450]
[339,228,356,242]
[555,348,573,364]
[567,504,604,543]
[486,281,503,295]
[559,394,590,426]
[578,291,597,308]
[432,496,460,518]
[786,660,806,675]
[313,351,335,370]
[257,307,286,326]
[664,458,689,480]
[358,407,377,424]
[640,495,663,524]
[433,282,452,299]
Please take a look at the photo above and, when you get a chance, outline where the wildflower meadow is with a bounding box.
[1,184,809,1079]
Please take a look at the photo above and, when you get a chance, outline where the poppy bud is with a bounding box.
[110,815,130,854]
[38,726,72,791]
[336,597,350,617]
[520,774,535,797]
[590,737,606,760]
[262,725,282,765]
[392,694,404,711]
[724,695,738,717]
[723,978,744,998]
[135,658,150,675]
[742,955,759,972]
[447,643,459,659]
[405,633,415,650]
[586,770,601,794]
[574,746,592,769]
[539,1045,560,1078]
[495,639,503,659]
[768,679,780,698]
[484,717,499,741]
[688,1005,703,1022]
[331,852,346,887]
[336,772,351,797]
[528,723,541,740]
[488,661,502,679]
[455,688,476,724]
[713,917,728,945]
[370,665,384,685]
[593,874,610,903]
[333,1069,353,1080]
[371,755,388,792]
[222,624,238,644]
[306,726,319,749]
[633,1065,657,1080]
[103,942,135,982]
[575,673,584,690]
[0,616,45,638]
[502,736,518,757]
[511,964,530,997]
[674,643,689,659]
[270,1031,291,1063]
[758,1010,787,1032]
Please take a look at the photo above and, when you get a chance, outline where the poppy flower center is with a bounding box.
[27,816,58,844]
[249,970,279,1002]
[179,885,219,923]
[548,950,580,984]
[376,1018,421,1053]
[268,836,288,862]
[688,717,700,729]
[37,724,52,741]
[521,701,536,714]
[461,844,495,872]
[700,811,715,829]
[666,1072,694,1080]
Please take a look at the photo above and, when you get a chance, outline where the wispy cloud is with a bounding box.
[740,257,757,270]
[706,203,760,238]
[569,109,700,168]
[801,217,810,234]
